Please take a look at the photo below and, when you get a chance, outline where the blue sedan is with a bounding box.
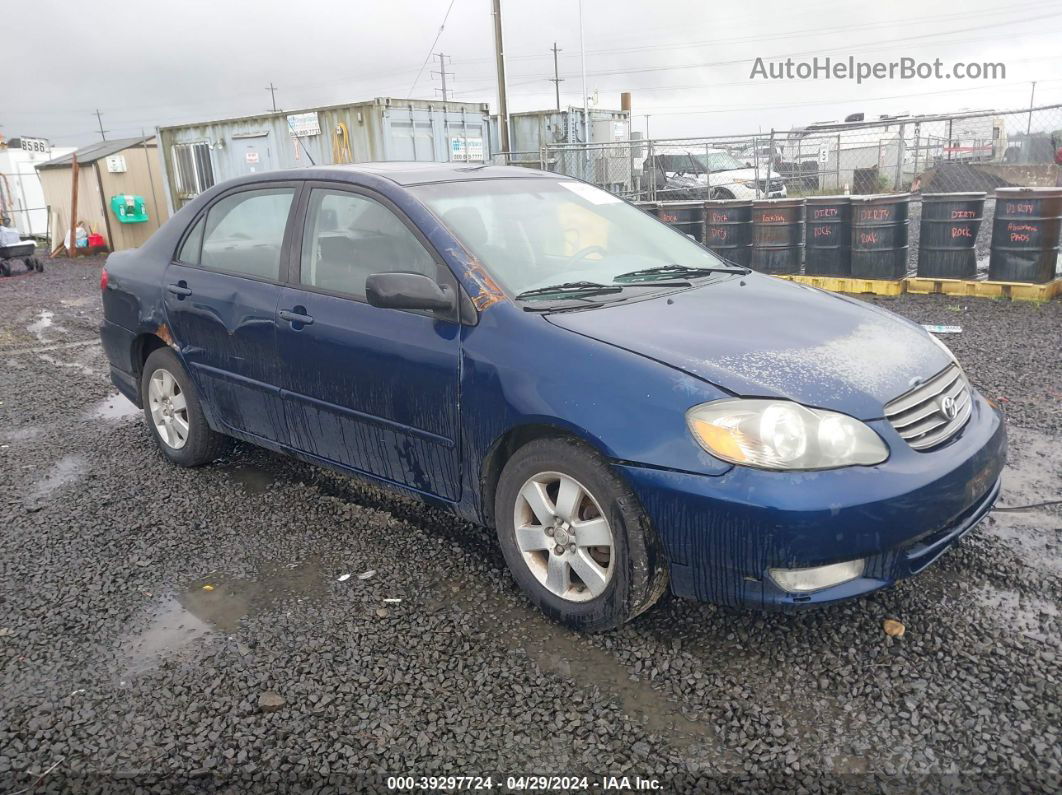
[99,163,1006,631]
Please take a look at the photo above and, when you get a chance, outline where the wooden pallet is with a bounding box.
[775,274,908,297]
[904,276,1062,302]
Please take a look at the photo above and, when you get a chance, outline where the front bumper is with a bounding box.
[617,391,1006,608]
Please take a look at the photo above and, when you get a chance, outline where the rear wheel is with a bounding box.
[494,438,668,631]
[141,347,230,467]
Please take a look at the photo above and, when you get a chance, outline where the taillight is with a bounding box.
[100,268,109,290]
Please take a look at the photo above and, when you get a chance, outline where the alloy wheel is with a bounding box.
[148,368,189,449]
[513,471,615,602]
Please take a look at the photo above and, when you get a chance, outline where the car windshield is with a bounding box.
[689,152,746,172]
[411,178,732,299]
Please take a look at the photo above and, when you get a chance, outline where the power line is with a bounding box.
[407,0,458,97]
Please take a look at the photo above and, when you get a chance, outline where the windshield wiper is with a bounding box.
[514,281,624,300]
[613,263,750,282]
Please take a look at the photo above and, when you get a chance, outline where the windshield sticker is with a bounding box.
[559,182,622,205]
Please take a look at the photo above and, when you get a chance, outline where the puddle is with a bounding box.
[226,463,278,494]
[88,394,140,421]
[2,425,44,443]
[122,597,214,674]
[38,352,100,379]
[974,583,1059,644]
[27,455,88,503]
[984,511,1062,577]
[26,309,56,341]
[120,561,328,674]
[997,427,1062,510]
[444,583,717,753]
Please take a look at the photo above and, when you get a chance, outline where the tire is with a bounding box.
[32,258,44,273]
[141,347,231,467]
[709,188,735,200]
[494,437,669,632]
[0,261,9,277]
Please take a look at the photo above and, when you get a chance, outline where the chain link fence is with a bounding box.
[544,103,1062,202]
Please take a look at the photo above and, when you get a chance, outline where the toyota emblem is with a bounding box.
[939,395,957,420]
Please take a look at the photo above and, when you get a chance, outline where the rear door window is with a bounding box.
[177,216,205,264]
[199,188,295,280]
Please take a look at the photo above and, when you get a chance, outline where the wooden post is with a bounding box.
[94,162,115,252]
[68,153,80,258]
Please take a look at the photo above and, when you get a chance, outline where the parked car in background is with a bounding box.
[99,163,1005,631]
[643,150,787,200]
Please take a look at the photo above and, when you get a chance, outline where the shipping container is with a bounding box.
[156,97,492,210]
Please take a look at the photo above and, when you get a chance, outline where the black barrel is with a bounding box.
[988,187,1062,283]
[804,196,851,276]
[653,201,705,243]
[850,194,910,280]
[750,198,804,274]
[704,199,752,268]
[917,192,985,279]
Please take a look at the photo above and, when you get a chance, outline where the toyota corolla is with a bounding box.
[99,163,1006,631]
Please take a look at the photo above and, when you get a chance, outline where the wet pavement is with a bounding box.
[0,255,1059,791]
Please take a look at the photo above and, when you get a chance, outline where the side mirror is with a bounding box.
[366,272,455,313]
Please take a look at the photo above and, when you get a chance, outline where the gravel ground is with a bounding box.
[1,256,1059,793]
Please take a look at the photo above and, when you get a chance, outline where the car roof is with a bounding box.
[299,162,556,186]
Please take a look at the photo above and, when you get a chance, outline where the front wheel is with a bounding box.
[141,347,230,467]
[494,438,668,631]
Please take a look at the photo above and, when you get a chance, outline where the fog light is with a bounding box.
[768,559,865,593]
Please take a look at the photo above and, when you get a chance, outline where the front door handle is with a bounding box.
[279,309,314,326]
[167,282,192,298]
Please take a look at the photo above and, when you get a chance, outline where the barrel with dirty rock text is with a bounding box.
[850,194,910,280]
[988,187,1062,283]
[750,198,804,274]
[652,201,705,243]
[804,196,851,276]
[917,192,985,279]
[704,199,752,268]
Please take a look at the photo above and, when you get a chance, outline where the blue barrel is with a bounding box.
[804,196,851,276]
[704,199,752,268]
[988,187,1062,283]
[917,192,985,279]
[653,201,706,243]
[750,198,804,275]
[850,194,910,280]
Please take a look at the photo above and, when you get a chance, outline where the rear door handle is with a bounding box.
[166,283,192,297]
[279,309,314,326]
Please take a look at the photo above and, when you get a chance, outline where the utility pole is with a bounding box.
[265,83,279,112]
[94,109,107,141]
[491,0,510,154]
[431,53,454,101]
[579,0,589,153]
[549,42,564,111]
[1027,81,1037,134]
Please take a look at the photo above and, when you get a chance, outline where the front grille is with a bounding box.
[757,178,784,192]
[884,363,971,451]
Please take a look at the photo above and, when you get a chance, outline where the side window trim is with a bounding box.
[290,181,463,322]
[168,181,303,286]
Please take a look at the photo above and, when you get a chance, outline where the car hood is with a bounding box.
[544,274,952,420]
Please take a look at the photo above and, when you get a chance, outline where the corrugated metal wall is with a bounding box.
[157,98,491,209]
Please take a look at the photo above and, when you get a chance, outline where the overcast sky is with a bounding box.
[6,0,1061,147]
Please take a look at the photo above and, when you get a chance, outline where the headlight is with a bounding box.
[686,399,888,470]
[732,178,755,186]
